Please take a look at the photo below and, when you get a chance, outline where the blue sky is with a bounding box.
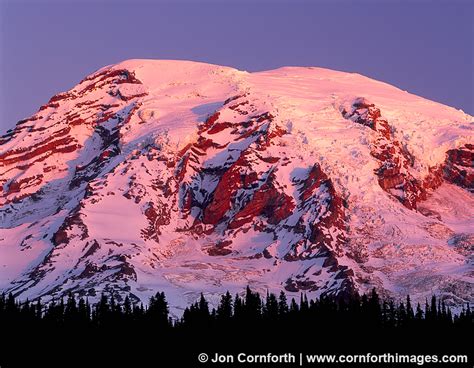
[0,0,472,132]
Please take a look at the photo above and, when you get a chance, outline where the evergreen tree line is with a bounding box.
[0,287,471,333]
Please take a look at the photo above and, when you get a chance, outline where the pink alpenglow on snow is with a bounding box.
[0,60,472,314]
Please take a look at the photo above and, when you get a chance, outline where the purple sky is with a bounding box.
[0,0,472,133]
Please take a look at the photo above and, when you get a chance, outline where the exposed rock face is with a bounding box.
[174,96,348,282]
[341,98,467,210]
[0,60,472,311]
[444,144,474,190]
[0,68,147,207]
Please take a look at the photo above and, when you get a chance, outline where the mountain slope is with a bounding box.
[1,59,472,313]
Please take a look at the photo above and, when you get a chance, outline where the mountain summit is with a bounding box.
[1,59,472,311]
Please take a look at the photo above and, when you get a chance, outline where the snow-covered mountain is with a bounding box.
[0,59,472,313]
